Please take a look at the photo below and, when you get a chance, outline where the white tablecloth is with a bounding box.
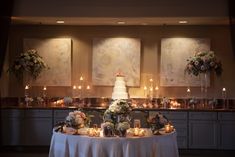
[49,130,179,157]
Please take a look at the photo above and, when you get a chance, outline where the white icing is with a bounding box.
[113,86,126,92]
[111,93,128,100]
[112,76,128,99]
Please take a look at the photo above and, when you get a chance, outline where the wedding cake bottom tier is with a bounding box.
[112,92,128,99]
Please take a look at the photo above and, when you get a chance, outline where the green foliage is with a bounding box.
[185,51,222,76]
[8,49,49,80]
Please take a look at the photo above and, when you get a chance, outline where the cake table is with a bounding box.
[49,129,179,157]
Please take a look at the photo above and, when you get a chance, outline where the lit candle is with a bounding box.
[155,86,159,91]
[42,86,47,98]
[143,103,148,108]
[25,85,29,90]
[222,87,227,109]
[80,76,84,81]
[149,79,153,98]
[155,85,159,98]
[134,128,139,136]
[187,88,190,93]
[144,86,147,97]
[134,119,141,128]
[222,87,227,99]
[43,86,46,90]
[86,85,90,90]
[78,85,82,90]
[138,129,145,137]
[73,85,77,89]
[25,85,29,97]
[165,124,171,133]
[222,87,226,92]
[170,125,174,132]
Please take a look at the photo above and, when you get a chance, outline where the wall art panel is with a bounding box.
[23,38,71,86]
[92,38,140,86]
[160,38,210,86]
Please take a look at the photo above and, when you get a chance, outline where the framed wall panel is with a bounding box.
[92,38,140,86]
[160,38,210,86]
[23,38,72,86]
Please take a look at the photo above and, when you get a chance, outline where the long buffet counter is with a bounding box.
[1,107,235,150]
[1,105,235,112]
[1,97,235,110]
[1,97,235,149]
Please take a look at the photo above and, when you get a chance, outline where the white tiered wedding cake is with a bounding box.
[111,75,128,100]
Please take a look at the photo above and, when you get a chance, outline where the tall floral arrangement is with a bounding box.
[103,99,131,123]
[185,51,222,76]
[8,49,48,79]
[102,99,131,136]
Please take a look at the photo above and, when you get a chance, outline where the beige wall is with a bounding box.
[1,25,235,98]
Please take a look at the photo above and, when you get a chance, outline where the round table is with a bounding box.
[49,129,179,157]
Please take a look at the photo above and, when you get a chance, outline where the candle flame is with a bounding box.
[187,88,190,92]
[80,76,84,81]
[25,85,29,89]
[222,87,226,92]
[73,85,77,89]
[155,86,159,90]
[149,78,153,82]
[144,86,147,90]
[87,85,90,90]
[78,85,82,89]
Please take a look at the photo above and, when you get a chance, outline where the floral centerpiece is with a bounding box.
[8,49,48,80]
[185,51,222,76]
[147,112,169,135]
[65,110,90,129]
[101,122,115,137]
[161,97,170,108]
[116,122,130,137]
[102,99,131,137]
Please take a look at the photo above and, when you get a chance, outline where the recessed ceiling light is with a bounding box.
[179,20,188,24]
[56,20,65,24]
[117,21,125,25]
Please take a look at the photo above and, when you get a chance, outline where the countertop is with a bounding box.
[1,104,235,112]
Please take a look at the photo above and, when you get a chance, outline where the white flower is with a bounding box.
[117,122,130,130]
[75,117,84,125]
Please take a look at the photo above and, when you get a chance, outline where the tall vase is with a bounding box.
[24,72,33,106]
[200,72,208,108]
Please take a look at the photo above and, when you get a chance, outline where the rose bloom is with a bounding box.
[210,61,215,67]
[80,112,86,119]
[194,61,199,66]
[200,65,205,71]
[69,112,75,117]
[75,116,84,125]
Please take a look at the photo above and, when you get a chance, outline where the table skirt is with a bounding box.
[49,130,179,157]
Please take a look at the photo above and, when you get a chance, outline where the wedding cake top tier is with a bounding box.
[111,75,128,100]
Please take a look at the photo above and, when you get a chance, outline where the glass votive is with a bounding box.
[165,124,171,133]
[138,129,146,137]
[134,119,141,128]
[93,124,98,129]
[170,125,174,132]
[134,128,139,136]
